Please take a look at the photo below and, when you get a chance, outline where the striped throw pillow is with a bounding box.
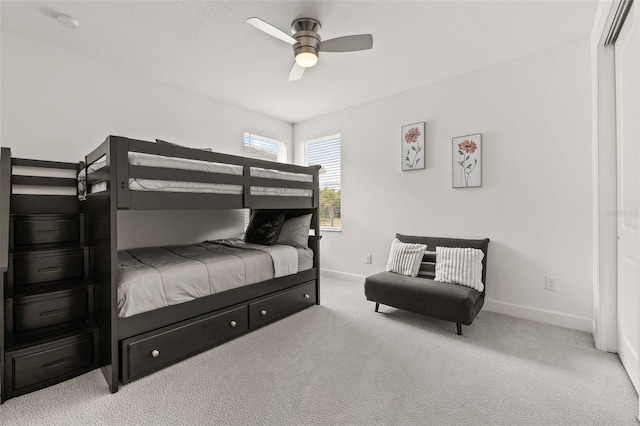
[434,247,484,292]
[385,238,427,277]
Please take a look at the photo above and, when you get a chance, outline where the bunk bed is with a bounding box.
[81,136,321,392]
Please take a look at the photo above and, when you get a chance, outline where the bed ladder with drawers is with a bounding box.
[0,148,98,403]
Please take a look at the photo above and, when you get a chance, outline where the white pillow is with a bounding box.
[385,238,427,277]
[434,246,484,292]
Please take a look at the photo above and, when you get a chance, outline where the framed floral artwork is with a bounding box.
[401,122,425,171]
[452,133,482,188]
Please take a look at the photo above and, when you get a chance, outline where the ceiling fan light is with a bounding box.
[295,51,318,68]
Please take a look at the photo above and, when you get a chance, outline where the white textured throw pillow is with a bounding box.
[435,246,484,292]
[385,238,427,277]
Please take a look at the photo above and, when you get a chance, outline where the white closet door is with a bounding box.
[616,1,640,393]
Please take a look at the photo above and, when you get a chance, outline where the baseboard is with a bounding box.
[321,269,593,332]
[483,298,593,332]
[320,269,365,283]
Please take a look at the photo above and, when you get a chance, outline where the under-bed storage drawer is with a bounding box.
[14,216,80,246]
[249,281,316,329]
[122,305,248,383]
[13,289,88,332]
[13,250,83,285]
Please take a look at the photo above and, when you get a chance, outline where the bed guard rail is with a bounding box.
[83,136,320,210]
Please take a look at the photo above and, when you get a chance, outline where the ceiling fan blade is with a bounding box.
[319,34,373,52]
[288,62,306,81]
[246,17,296,45]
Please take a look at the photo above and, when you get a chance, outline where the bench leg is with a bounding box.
[375,302,380,312]
[456,323,462,336]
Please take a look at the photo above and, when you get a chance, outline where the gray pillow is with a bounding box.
[276,214,312,248]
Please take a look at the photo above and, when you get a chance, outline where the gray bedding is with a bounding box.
[118,239,313,318]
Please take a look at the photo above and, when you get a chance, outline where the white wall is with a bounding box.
[1,31,292,161]
[294,39,594,331]
[1,31,293,249]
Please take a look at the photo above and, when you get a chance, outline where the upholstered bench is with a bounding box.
[364,234,490,335]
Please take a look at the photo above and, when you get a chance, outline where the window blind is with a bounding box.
[307,133,341,231]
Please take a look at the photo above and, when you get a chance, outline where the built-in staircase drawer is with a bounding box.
[13,251,83,285]
[13,289,88,332]
[249,281,316,329]
[122,305,248,383]
[14,217,79,246]
[12,337,95,390]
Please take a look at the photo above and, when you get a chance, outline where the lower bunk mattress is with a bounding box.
[118,238,313,318]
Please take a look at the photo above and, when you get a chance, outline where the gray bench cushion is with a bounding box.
[364,272,485,325]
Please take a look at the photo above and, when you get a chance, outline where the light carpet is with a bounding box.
[1,277,637,425]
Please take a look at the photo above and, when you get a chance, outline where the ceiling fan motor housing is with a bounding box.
[291,18,321,58]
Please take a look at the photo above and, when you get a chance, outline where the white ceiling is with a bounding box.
[1,1,598,123]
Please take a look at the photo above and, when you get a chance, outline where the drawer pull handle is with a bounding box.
[151,349,160,358]
[230,320,237,327]
[42,357,71,369]
[40,308,67,317]
[38,266,62,274]
[260,310,267,316]
[304,294,310,299]
[37,230,61,235]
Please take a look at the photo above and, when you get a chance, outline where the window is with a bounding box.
[243,132,287,227]
[243,132,287,163]
[306,133,341,231]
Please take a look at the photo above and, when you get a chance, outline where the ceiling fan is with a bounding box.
[246,17,373,81]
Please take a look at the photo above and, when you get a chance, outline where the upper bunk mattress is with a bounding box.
[81,152,313,198]
[129,152,243,175]
[118,239,313,318]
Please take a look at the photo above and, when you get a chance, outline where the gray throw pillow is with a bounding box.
[276,214,312,248]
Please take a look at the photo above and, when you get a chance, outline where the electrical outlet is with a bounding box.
[365,254,372,264]
[545,276,558,291]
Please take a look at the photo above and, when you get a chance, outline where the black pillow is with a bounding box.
[244,212,286,246]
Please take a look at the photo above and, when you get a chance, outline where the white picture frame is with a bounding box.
[401,122,425,171]
[452,133,482,188]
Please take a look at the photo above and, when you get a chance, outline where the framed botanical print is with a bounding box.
[402,122,425,171]
[452,133,481,188]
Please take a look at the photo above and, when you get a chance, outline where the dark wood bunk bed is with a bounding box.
[81,136,321,393]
